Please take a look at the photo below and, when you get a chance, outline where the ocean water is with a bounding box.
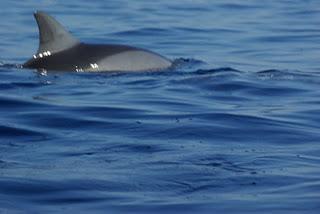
[1,0,320,213]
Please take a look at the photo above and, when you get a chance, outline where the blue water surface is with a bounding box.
[1,0,320,213]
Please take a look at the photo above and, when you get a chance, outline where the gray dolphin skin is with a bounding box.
[23,11,172,72]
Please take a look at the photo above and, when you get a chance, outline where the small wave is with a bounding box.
[0,177,137,203]
[0,95,50,109]
[171,58,206,70]
[0,124,46,140]
[112,27,171,37]
[193,67,242,75]
[0,62,22,70]
[256,69,320,80]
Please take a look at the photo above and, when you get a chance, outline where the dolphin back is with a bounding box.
[24,12,172,72]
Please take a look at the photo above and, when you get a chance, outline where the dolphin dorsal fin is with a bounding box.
[34,11,79,54]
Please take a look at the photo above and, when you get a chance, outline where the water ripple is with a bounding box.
[1,0,320,213]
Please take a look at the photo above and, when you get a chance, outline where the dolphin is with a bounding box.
[23,11,172,72]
